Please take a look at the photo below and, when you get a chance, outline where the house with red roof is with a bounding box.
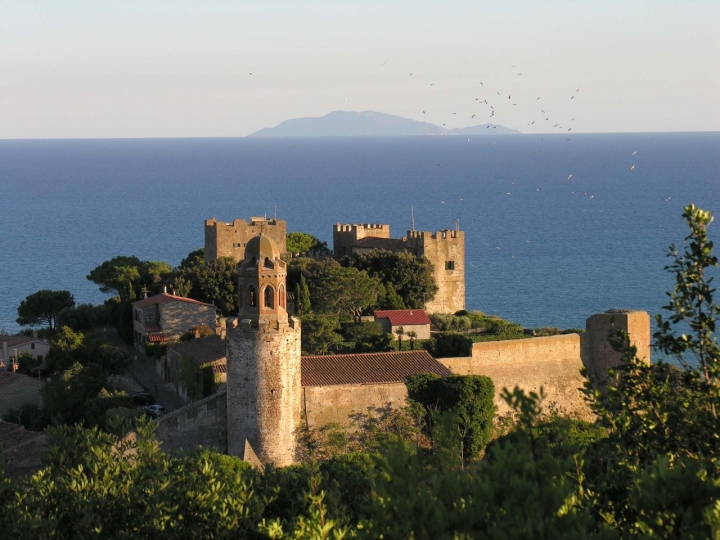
[132,291,216,351]
[374,309,432,340]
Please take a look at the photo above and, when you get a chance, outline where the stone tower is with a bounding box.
[226,234,302,467]
[205,217,287,262]
[406,229,465,314]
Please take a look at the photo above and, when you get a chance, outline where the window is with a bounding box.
[233,243,241,248]
[445,261,455,270]
[264,285,275,308]
[36,355,43,364]
[248,286,257,307]
[31,342,35,350]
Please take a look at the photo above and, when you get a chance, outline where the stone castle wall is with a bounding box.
[439,334,591,419]
[159,302,216,341]
[332,223,390,259]
[155,389,228,454]
[226,317,302,467]
[205,218,287,262]
[303,382,408,430]
[438,311,651,419]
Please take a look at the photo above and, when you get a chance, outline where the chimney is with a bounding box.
[32,330,38,339]
[194,329,201,340]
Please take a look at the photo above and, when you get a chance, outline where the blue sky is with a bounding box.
[0,1,717,138]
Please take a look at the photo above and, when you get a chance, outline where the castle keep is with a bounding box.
[205,217,287,262]
[333,223,465,314]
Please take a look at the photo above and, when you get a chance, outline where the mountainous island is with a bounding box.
[248,110,520,137]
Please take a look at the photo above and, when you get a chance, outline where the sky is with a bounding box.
[0,0,718,138]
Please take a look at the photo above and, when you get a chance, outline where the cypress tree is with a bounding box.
[296,274,312,314]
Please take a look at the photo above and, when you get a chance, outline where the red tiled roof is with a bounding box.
[168,335,226,366]
[212,363,228,374]
[147,333,167,343]
[301,350,451,387]
[374,309,431,326]
[143,322,163,333]
[0,371,24,389]
[353,237,408,251]
[132,293,215,309]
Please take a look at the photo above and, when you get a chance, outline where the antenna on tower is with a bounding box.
[274,205,277,220]
[411,206,415,231]
[456,218,460,231]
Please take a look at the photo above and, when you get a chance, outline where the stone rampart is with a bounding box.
[303,382,408,430]
[439,334,591,419]
[155,389,227,454]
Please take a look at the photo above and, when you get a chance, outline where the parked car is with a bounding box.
[143,404,167,418]
[131,392,155,406]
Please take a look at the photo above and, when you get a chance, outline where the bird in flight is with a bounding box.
[567,174,573,180]
[571,96,575,100]
[630,165,636,170]
[422,111,426,114]
[472,114,476,118]
[631,150,637,156]
[440,201,446,204]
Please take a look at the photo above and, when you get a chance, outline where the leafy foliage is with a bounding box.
[86,256,173,302]
[342,250,437,309]
[287,232,328,254]
[423,331,473,357]
[300,314,343,355]
[406,373,496,460]
[180,256,238,315]
[296,274,312,315]
[55,302,108,332]
[16,289,75,330]
[312,266,382,322]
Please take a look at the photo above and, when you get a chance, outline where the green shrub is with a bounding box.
[405,373,496,460]
[423,332,473,357]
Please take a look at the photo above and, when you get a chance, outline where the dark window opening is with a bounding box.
[249,286,257,307]
[445,261,455,270]
[264,286,275,308]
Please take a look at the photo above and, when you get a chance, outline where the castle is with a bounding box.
[204,217,287,262]
[156,232,652,468]
[333,223,465,314]
[205,215,465,314]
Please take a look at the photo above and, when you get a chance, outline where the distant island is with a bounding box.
[248,110,521,137]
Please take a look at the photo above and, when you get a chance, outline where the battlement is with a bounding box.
[407,229,462,241]
[205,217,284,229]
[204,217,287,261]
[333,223,389,233]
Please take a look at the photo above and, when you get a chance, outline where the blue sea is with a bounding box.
[1,133,718,335]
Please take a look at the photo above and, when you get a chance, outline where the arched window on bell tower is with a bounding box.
[264,285,275,309]
[248,286,257,308]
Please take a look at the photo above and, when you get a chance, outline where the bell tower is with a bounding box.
[226,234,302,467]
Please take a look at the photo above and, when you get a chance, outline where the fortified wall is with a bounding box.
[439,310,651,419]
[204,217,287,262]
[155,389,228,454]
[332,223,465,313]
[332,223,390,259]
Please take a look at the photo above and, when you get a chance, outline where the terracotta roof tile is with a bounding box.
[168,335,226,366]
[374,309,431,326]
[147,333,167,343]
[212,363,227,374]
[132,293,215,309]
[301,350,451,387]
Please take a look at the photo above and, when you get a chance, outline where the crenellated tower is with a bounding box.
[226,234,302,467]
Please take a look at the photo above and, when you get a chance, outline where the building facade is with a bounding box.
[204,217,287,262]
[131,293,216,350]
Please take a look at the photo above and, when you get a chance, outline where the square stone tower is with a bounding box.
[205,217,287,262]
[406,229,465,314]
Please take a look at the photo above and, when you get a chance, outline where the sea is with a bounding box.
[0,132,718,335]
